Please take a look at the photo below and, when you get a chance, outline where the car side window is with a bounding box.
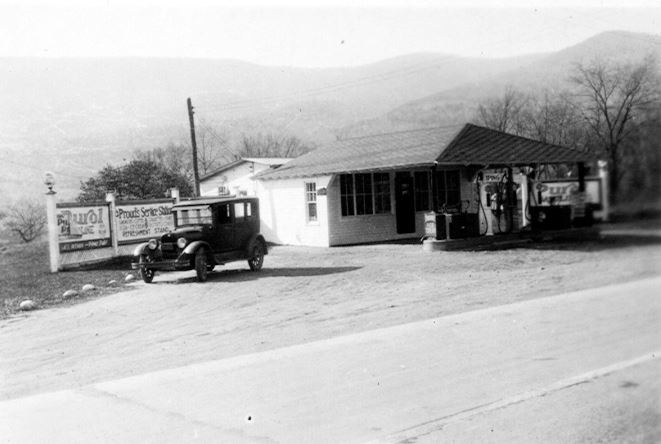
[246,202,253,218]
[234,202,245,222]
[218,204,232,224]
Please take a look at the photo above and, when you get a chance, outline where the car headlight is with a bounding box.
[177,237,187,249]
[148,239,158,250]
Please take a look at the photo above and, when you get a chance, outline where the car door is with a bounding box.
[213,203,234,253]
[232,201,253,253]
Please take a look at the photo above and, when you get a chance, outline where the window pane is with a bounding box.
[306,182,317,202]
[308,203,317,221]
[234,202,245,220]
[246,202,252,217]
[374,172,391,213]
[304,182,318,222]
[355,173,373,215]
[340,174,355,216]
[435,170,461,209]
[445,170,461,206]
[218,204,231,224]
[176,207,212,226]
[435,171,447,209]
[414,172,430,211]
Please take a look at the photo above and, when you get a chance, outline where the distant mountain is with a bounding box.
[347,31,661,135]
[0,30,658,204]
[0,52,539,202]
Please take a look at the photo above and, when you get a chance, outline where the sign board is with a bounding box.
[536,179,602,207]
[57,205,111,252]
[482,172,506,183]
[115,202,175,244]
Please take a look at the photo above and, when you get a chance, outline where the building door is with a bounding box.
[395,172,416,234]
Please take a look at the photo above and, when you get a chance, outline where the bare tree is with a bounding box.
[239,133,313,158]
[197,122,239,175]
[571,55,660,202]
[476,86,529,135]
[3,200,46,243]
[135,142,193,181]
[524,90,590,150]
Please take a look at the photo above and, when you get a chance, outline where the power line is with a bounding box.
[195,121,243,160]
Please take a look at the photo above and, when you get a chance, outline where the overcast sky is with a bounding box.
[0,0,659,67]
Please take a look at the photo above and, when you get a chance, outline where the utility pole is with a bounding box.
[187,97,201,197]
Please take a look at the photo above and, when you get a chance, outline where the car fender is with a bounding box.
[133,242,150,257]
[183,240,212,256]
[246,234,268,255]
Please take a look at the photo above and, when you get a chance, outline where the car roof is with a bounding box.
[172,196,257,209]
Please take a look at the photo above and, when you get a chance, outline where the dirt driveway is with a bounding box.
[2,228,661,400]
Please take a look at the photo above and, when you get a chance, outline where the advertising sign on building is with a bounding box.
[482,172,506,183]
[537,179,602,207]
[57,205,112,252]
[115,202,175,244]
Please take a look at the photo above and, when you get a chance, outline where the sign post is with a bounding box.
[598,161,610,221]
[44,172,60,273]
[519,172,529,228]
[106,192,119,256]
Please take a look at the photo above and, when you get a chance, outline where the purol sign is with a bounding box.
[57,204,111,252]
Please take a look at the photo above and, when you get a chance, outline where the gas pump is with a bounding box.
[476,169,520,235]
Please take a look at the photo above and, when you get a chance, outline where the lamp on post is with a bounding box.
[44,171,55,193]
[44,172,59,272]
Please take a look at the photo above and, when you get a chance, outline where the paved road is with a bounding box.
[1,277,660,443]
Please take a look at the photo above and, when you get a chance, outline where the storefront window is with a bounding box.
[355,173,373,215]
[340,173,391,217]
[374,173,391,214]
[414,171,430,211]
[340,174,355,216]
[435,170,461,210]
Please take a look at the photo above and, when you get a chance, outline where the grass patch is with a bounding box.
[1,239,136,318]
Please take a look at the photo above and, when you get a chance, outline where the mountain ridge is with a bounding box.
[0,30,658,203]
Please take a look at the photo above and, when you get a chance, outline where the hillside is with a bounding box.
[350,31,661,134]
[1,30,659,204]
[0,53,538,202]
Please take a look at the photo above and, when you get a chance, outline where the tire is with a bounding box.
[139,254,155,283]
[195,249,209,282]
[248,242,264,271]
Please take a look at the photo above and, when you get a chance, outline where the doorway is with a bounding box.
[395,172,416,234]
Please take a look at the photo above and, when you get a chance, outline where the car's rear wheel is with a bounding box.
[195,249,209,282]
[139,254,155,283]
[248,242,264,271]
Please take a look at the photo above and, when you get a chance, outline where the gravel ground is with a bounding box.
[1,224,660,400]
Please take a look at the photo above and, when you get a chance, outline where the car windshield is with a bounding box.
[175,206,213,227]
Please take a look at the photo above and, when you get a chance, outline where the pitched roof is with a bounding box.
[255,125,463,180]
[255,123,594,181]
[242,157,291,165]
[201,157,291,181]
[437,124,594,165]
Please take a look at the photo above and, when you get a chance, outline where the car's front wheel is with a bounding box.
[248,242,264,271]
[195,249,209,282]
[139,254,155,283]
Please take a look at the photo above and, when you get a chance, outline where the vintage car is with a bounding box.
[132,196,267,283]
